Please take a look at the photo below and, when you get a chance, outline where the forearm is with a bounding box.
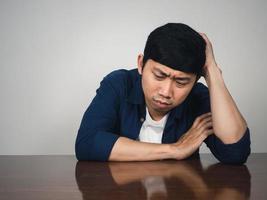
[109,137,174,161]
[206,66,247,144]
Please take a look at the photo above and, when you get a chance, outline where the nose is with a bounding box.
[158,80,172,99]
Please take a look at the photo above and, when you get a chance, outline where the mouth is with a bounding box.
[153,99,171,108]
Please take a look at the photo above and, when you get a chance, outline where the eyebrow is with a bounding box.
[154,67,191,82]
[174,77,191,82]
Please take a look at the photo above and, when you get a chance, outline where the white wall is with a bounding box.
[0,0,266,155]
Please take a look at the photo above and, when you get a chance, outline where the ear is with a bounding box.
[137,54,144,75]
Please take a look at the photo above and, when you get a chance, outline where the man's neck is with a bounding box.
[147,108,168,121]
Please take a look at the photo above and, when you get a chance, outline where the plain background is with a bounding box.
[0,0,266,155]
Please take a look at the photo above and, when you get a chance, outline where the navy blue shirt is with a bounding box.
[75,69,251,164]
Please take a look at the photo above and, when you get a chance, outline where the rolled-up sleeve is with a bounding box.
[205,128,251,164]
[75,73,121,161]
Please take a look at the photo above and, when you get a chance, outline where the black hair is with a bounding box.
[143,23,206,76]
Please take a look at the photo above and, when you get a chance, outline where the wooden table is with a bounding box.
[0,154,266,200]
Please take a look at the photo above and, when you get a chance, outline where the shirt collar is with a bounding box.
[144,107,170,128]
[127,72,188,119]
[127,74,146,105]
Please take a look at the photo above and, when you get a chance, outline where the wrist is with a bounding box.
[168,144,183,160]
[205,65,224,87]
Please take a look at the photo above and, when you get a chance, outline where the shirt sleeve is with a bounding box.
[75,73,122,161]
[192,83,251,164]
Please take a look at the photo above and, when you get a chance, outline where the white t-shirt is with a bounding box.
[138,107,169,143]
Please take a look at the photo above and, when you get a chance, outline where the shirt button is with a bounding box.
[140,117,145,122]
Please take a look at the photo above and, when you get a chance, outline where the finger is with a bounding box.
[199,33,213,49]
[198,32,206,37]
[199,32,209,42]
[197,116,212,129]
[199,121,213,133]
[205,121,213,129]
[193,120,212,138]
[194,113,211,127]
[198,128,214,142]
[193,112,212,127]
[205,128,214,136]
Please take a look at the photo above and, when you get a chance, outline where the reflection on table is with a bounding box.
[75,157,250,200]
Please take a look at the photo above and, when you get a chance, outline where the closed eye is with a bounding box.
[176,81,187,85]
[153,72,166,80]
[175,81,188,87]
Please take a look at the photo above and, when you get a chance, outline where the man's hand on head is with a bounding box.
[199,33,222,85]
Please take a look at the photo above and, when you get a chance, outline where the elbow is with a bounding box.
[75,141,88,161]
[75,128,97,161]
[75,150,84,161]
[75,141,96,161]
[75,129,121,162]
[212,128,251,165]
[75,134,94,161]
[218,146,251,165]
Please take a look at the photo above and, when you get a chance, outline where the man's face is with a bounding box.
[137,55,197,120]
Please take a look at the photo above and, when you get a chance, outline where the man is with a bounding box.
[75,23,250,164]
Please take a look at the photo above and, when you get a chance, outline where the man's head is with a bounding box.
[142,23,206,76]
[137,23,206,120]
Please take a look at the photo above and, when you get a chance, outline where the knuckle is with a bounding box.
[195,117,201,123]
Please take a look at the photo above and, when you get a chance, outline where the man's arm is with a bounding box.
[109,137,173,161]
[200,33,248,144]
[110,113,213,161]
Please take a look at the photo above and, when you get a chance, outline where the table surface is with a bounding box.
[0,153,266,200]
